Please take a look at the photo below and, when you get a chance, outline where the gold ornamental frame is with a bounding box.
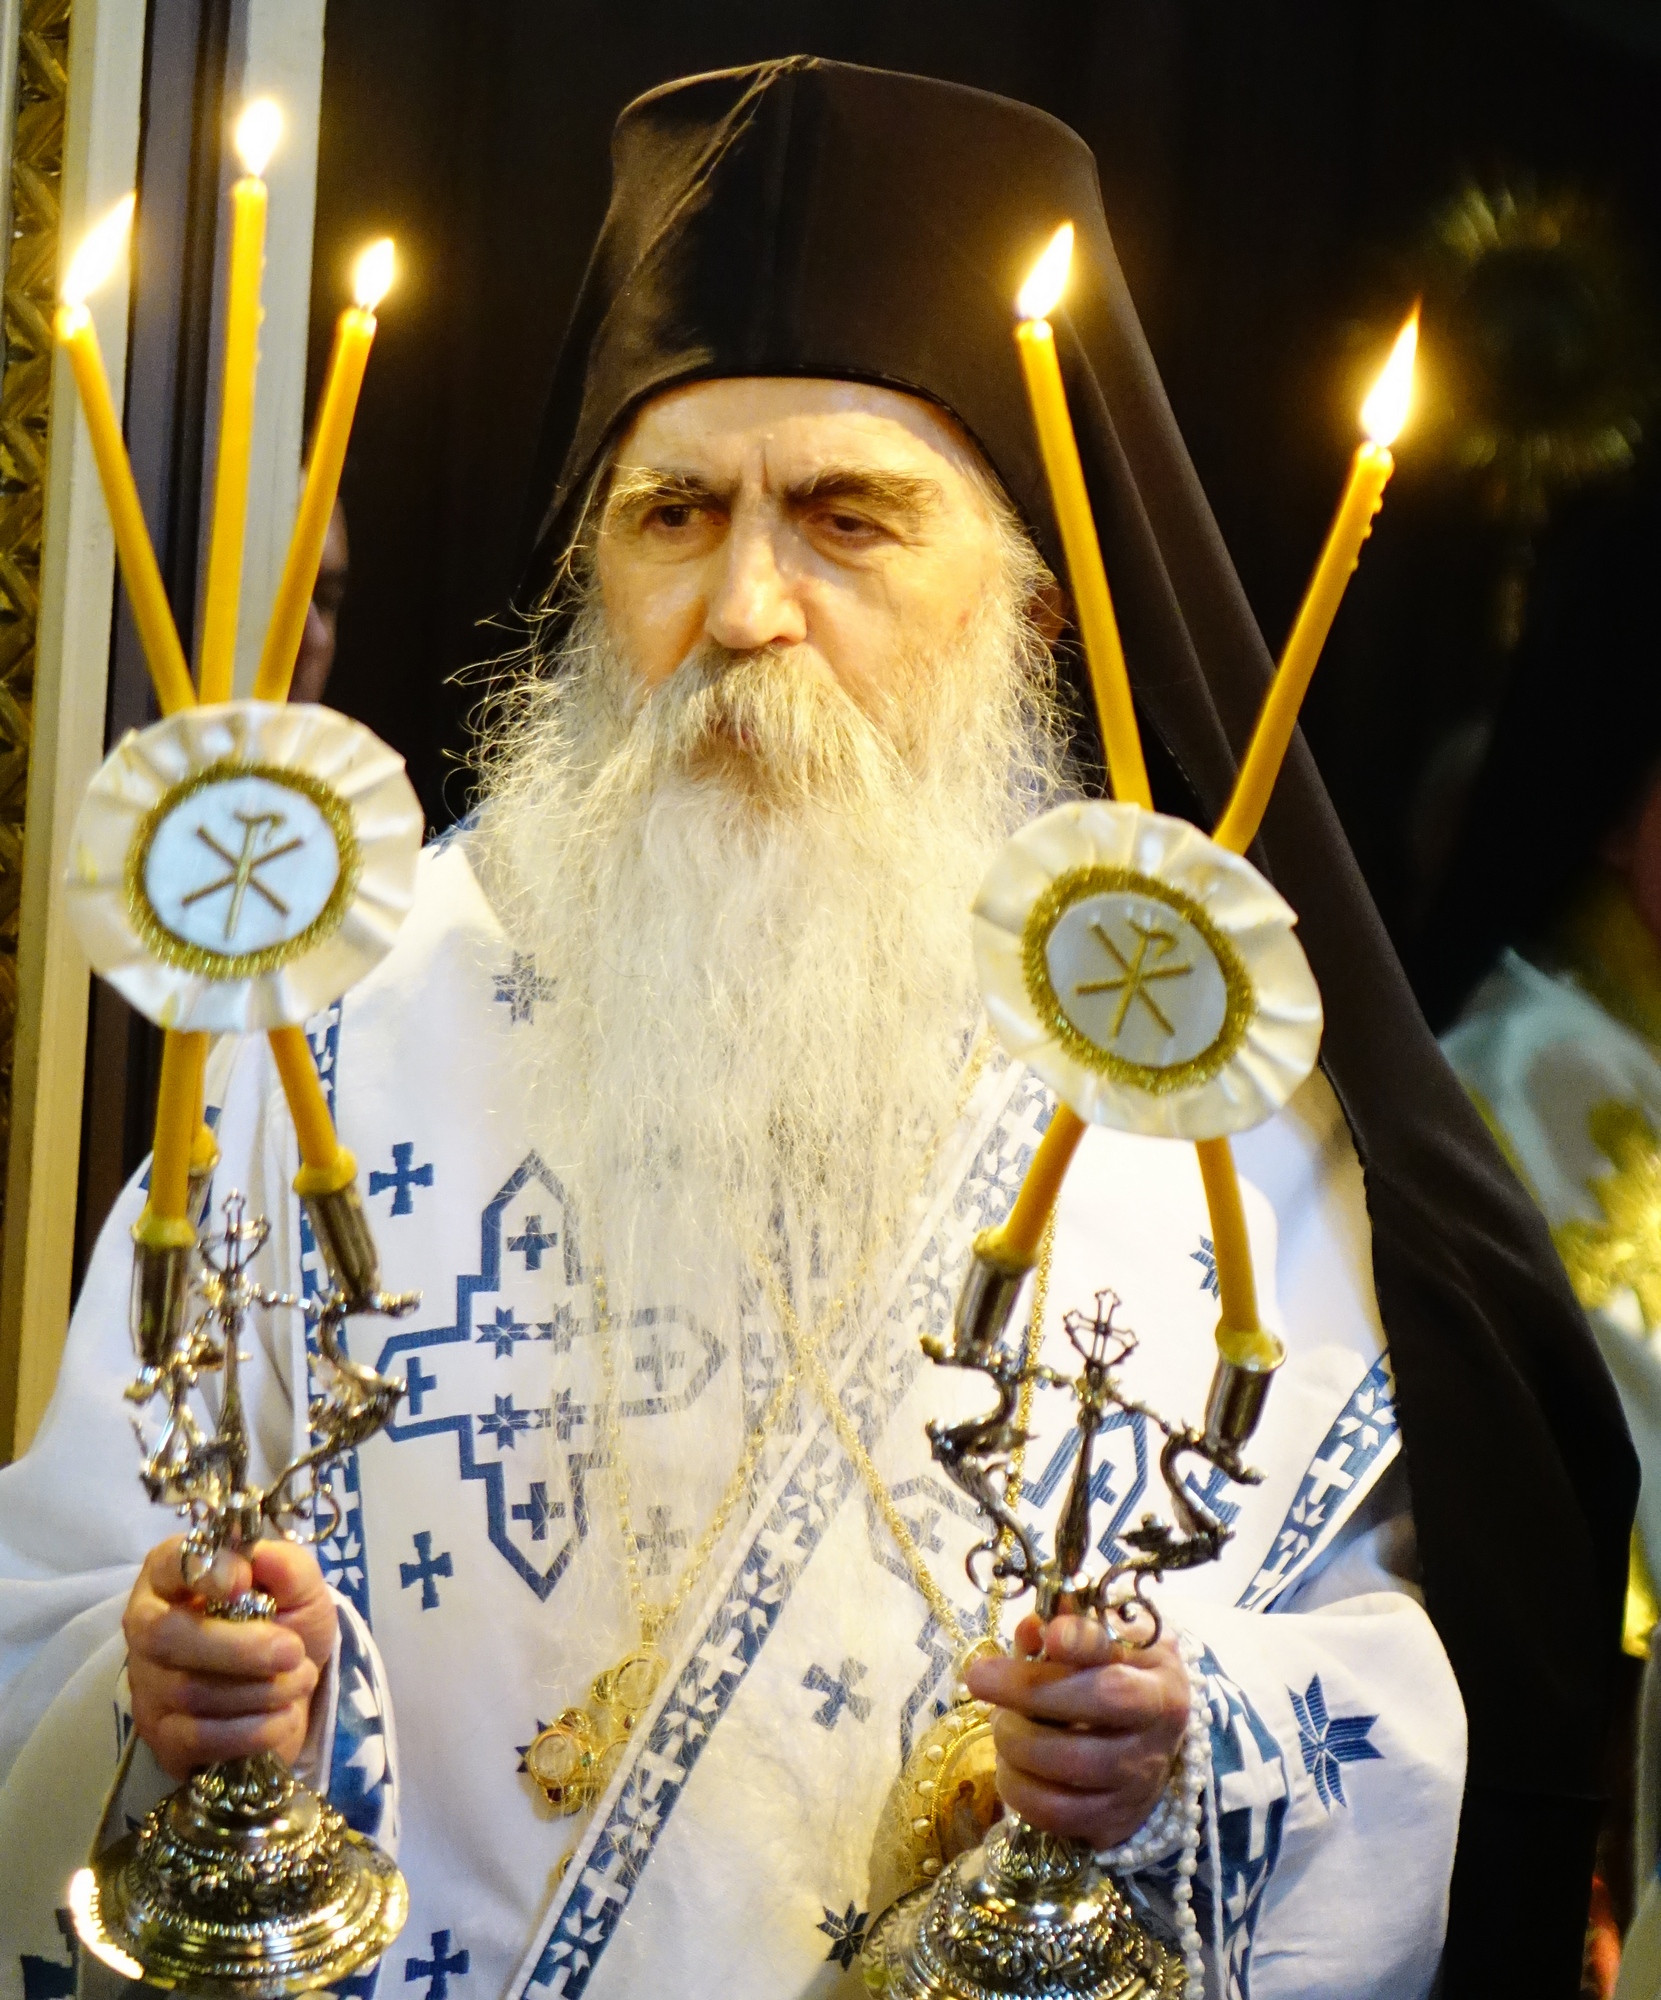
[0,0,70,1379]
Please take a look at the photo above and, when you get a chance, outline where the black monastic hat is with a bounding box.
[520,58,1635,1993]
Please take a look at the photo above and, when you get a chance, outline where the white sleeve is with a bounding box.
[0,1034,329,1996]
[1125,1464,1466,2000]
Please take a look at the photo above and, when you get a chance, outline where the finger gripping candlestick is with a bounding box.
[73,1193,418,1994]
[868,1286,1282,1999]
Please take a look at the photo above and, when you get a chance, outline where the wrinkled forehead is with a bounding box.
[608,375,1009,509]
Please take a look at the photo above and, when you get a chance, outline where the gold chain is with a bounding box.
[595,1267,801,1646]
[523,1030,1036,1816]
[755,1208,1054,1660]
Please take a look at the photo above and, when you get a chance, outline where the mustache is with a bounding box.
[629,643,906,802]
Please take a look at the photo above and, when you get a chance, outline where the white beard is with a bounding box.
[475,574,1061,1304]
[470,566,1062,1635]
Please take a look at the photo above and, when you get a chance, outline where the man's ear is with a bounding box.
[1028,579,1068,644]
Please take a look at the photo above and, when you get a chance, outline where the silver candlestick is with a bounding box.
[72,1191,418,1997]
[864,1261,1282,2000]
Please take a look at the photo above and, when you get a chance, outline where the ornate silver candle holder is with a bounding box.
[71,1192,418,1997]
[864,1258,1282,2000]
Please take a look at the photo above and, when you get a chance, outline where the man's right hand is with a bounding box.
[124,1538,335,1780]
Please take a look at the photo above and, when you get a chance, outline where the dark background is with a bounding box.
[76,0,1661,1280]
[308,0,1661,965]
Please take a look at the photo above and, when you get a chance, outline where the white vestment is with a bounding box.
[1,838,1465,2000]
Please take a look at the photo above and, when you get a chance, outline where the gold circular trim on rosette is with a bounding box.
[973,799,1323,1138]
[67,701,424,1032]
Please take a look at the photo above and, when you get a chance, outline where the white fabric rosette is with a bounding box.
[973,798,1323,1138]
[66,701,423,1032]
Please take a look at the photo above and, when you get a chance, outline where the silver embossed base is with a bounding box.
[76,1753,407,1998]
[863,1819,1183,2000]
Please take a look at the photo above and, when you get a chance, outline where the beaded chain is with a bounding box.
[1093,1627,1214,1996]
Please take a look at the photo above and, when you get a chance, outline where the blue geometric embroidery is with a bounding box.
[494,952,555,1025]
[406,1930,469,2000]
[634,1506,688,1576]
[399,1531,453,1609]
[19,1910,77,2000]
[1023,1406,1151,1563]
[477,1393,549,1450]
[1182,1645,1291,2000]
[370,1140,434,1217]
[512,1483,565,1539]
[475,1306,540,1358]
[299,1005,374,1624]
[1192,1235,1220,1298]
[1237,1353,1399,1610]
[803,1659,871,1729]
[1289,1674,1382,1810]
[520,1069,1054,2000]
[817,1903,869,1970]
[328,1610,394,1844]
[376,1155,602,1603]
[507,1214,558,1270]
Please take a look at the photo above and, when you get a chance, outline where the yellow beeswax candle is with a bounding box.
[979,1104,1086,1269]
[1213,310,1418,857]
[1193,1136,1265,1343]
[55,197,195,718]
[143,1030,208,1228]
[268,1024,356,1195]
[253,238,393,703]
[1014,226,1151,811]
[198,100,280,705]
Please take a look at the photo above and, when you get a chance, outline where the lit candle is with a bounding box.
[268,1024,354,1192]
[1014,225,1150,811]
[1212,310,1419,856]
[253,238,393,703]
[198,98,282,706]
[55,196,196,718]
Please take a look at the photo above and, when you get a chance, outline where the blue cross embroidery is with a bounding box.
[635,1505,688,1577]
[507,1214,557,1271]
[405,1930,469,2000]
[803,1658,871,1729]
[494,953,556,1025]
[369,1141,434,1217]
[1191,1236,1220,1299]
[403,1356,438,1416]
[512,1482,566,1542]
[1289,1673,1382,1809]
[476,1394,547,1451]
[476,1306,534,1358]
[551,1387,586,1439]
[399,1531,453,1610]
[634,1326,684,1396]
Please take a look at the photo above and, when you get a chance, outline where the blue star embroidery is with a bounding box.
[817,1902,869,1970]
[476,1394,545,1450]
[476,1307,533,1358]
[1191,1235,1220,1299]
[1289,1673,1382,1809]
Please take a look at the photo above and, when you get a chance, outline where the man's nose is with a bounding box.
[704,517,808,651]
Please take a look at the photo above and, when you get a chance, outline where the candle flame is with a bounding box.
[61,193,135,307]
[352,237,396,311]
[1017,223,1074,323]
[68,1869,145,1980]
[234,98,282,177]
[1360,308,1419,448]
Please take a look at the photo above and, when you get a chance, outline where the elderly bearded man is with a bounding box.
[0,58,1630,2000]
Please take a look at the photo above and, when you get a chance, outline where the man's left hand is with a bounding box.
[964,1613,1190,1849]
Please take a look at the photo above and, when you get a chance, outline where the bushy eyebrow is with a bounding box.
[603,461,945,532]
